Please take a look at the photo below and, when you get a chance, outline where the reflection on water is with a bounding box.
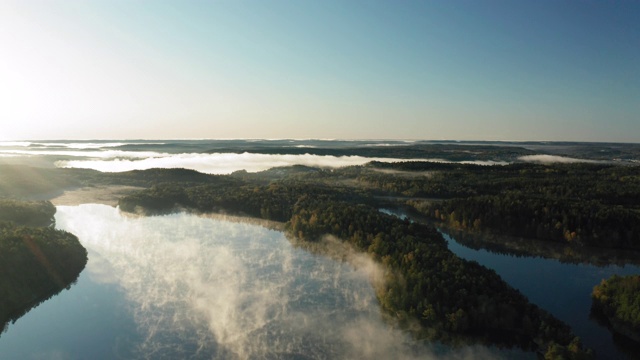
[0,204,517,359]
[444,232,640,360]
[443,227,640,267]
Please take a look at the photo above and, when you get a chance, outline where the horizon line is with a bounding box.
[1,138,639,145]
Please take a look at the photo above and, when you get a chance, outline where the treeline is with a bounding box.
[119,182,591,357]
[415,194,640,249]
[0,202,87,332]
[0,165,81,199]
[119,180,371,222]
[351,162,640,249]
[0,200,56,227]
[591,275,640,343]
[0,165,241,200]
[355,162,640,204]
[206,143,535,162]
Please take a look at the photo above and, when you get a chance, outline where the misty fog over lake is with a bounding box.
[0,204,518,360]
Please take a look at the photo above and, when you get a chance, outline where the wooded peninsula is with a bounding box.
[0,200,87,332]
[592,275,640,344]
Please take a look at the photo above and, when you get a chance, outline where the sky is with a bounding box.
[0,0,638,142]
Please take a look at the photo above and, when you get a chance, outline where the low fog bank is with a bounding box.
[54,153,465,174]
[197,212,286,232]
[54,205,517,359]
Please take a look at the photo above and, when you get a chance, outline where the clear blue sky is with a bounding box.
[1,0,638,142]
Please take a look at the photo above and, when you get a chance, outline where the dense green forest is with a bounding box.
[6,160,639,253]
[0,200,87,332]
[0,200,56,227]
[118,181,592,358]
[230,161,640,251]
[341,162,640,250]
[591,275,640,343]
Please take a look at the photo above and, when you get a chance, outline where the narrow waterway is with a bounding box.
[443,231,640,359]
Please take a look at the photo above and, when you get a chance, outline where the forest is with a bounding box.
[336,162,640,250]
[591,275,640,343]
[0,200,56,227]
[0,200,88,332]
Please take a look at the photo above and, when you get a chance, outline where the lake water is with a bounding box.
[0,205,519,360]
[443,232,640,359]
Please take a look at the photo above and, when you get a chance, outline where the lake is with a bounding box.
[0,204,522,360]
[443,232,640,359]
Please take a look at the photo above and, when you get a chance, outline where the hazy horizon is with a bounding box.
[2,139,636,176]
[2,138,640,145]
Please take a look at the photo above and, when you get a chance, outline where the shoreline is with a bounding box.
[49,185,145,207]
